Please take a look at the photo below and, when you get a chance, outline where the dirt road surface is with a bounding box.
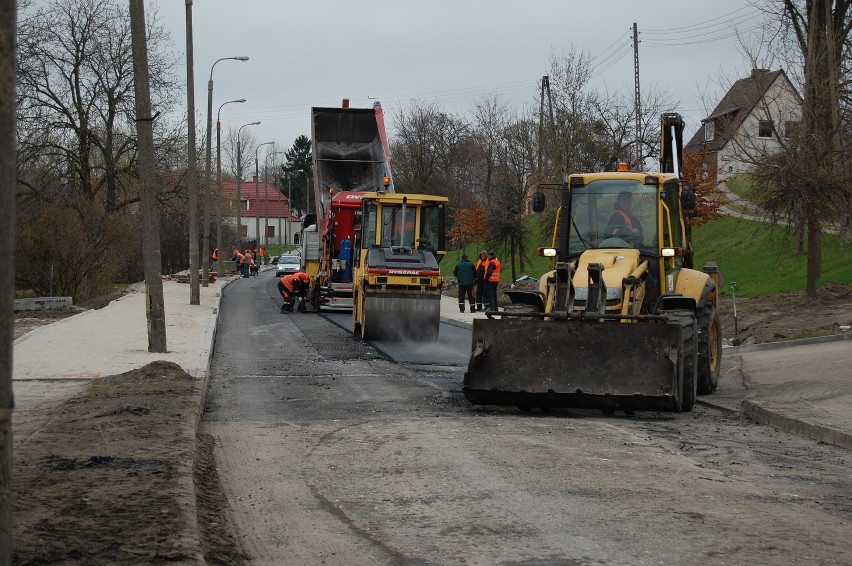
[198,276,851,565]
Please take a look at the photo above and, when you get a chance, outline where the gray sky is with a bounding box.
[156,0,765,158]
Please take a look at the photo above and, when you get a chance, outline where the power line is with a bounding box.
[644,23,765,47]
[643,6,757,33]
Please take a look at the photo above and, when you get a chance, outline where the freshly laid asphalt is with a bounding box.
[11,269,852,552]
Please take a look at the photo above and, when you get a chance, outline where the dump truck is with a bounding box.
[463,113,723,413]
[309,100,448,340]
[309,101,394,310]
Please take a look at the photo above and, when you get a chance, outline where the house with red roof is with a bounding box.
[217,177,301,245]
[685,68,802,186]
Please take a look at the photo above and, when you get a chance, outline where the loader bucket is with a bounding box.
[463,317,691,412]
[361,292,441,341]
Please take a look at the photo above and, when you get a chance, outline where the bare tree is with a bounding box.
[742,0,851,298]
[17,0,178,212]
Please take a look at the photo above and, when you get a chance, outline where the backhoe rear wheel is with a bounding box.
[697,303,722,395]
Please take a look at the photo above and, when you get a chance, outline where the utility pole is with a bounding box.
[185,0,200,303]
[632,22,642,168]
[0,0,17,558]
[130,0,167,352]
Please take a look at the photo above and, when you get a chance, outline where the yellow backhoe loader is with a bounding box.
[463,114,723,413]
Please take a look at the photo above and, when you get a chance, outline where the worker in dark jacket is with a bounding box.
[484,252,501,312]
[473,250,488,312]
[453,254,476,313]
[604,191,643,244]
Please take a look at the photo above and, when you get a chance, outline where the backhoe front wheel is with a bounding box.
[697,303,722,395]
[668,310,697,412]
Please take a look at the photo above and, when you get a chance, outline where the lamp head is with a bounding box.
[235,56,249,61]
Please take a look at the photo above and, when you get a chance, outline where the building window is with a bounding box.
[758,120,773,138]
[784,121,799,139]
[704,122,714,141]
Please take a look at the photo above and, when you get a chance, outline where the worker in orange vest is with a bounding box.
[473,250,489,312]
[278,272,311,312]
[484,252,501,312]
[210,247,218,271]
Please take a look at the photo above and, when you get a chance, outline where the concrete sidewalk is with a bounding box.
[439,294,852,450]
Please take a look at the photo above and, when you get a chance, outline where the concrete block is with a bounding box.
[14,297,73,312]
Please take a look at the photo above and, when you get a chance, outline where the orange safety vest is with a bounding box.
[280,274,295,292]
[212,248,218,260]
[613,210,634,231]
[487,258,501,283]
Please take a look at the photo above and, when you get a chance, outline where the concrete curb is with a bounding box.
[182,274,239,562]
[741,399,852,450]
[440,316,474,331]
[723,332,850,355]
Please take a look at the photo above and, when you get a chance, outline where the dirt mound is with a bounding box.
[12,361,213,564]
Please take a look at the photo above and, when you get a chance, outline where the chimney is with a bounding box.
[751,68,769,79]
[342,98,350,109]
[252,175,257,183]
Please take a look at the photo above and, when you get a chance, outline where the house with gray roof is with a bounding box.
[685,69,802,185]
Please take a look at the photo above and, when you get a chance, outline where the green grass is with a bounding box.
[725,175,759,201]
[692,216,852,297]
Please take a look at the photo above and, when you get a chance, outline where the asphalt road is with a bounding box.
[201,270,852,565]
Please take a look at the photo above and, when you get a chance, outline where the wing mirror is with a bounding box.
[532,191,545,213]
[681,185,697,211]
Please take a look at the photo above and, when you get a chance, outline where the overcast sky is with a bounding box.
[154,0,766,159]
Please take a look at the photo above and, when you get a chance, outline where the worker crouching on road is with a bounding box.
[278,272,311,312]
[453,254,476,313]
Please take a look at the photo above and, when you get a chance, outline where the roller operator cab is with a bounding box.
[464,114,723,414]
[351,192,448,341]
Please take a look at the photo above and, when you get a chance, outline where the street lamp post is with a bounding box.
[236,121,260,251]
[216,98,245,274]
[204,55,248,286]
[255,141,274,253]
[265,151,283,247]
[287,173,292,249]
